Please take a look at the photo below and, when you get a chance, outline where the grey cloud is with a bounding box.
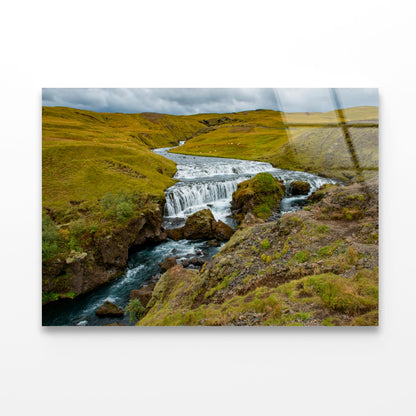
[42,88,378,115]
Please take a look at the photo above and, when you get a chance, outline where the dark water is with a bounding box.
[43,144,336,326]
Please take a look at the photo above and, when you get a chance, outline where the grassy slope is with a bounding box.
[171,107,379,181]
[43,106,203,213]
[138,180,379,326]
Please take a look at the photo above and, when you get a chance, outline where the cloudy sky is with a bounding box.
[42,88,378,115]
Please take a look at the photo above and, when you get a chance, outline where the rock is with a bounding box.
[241,212,265,226]
[289,180,311,196]
[231,173,285,222]
[167,209,234,242]
[196,250,202,255]
[207,239,220,247]
[158,256,178,272]
[181,257,206,268]
[65,250,88,264]
[167,227,184,241]
[96,301,124,317]
[213,220,234,241]
[129,283,156,307]
[183,209,215,240]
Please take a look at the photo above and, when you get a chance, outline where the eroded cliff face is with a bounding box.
[138,180,379,326]
[42,202,167,301]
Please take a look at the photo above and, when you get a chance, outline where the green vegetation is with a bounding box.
[42,214,64,261]
[42,290,76,305]
[261,238,271,249]
[171,107,378,182]
[294,250,310,263]
[100,190,142,220]
[125,299,146,323]
[42,106,201,213]
[138,267,378,326]
[232,172,285,221]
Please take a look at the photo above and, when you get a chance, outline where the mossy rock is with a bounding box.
[289,181,311,196]
[96,301,124,317]
[183,209,215,239]
[232,173,285,221]
[158,256,178,272]
[168,209,234,241]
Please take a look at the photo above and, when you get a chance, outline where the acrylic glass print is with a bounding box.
[42,88,379,326]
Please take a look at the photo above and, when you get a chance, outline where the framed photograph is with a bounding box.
[42,88,378,326]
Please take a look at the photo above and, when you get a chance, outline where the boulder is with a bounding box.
[167,209,234,242]
[183,209,215,240]
[289,180,311,196]
[166,227,184,241]
[213,220,234,241]
[181,257,206,268]
[232,173,285,222]
[129,283,156,307]
[158,256,178,272]
[96,301,124,317]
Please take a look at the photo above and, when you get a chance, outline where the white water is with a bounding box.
[154,146,337,226]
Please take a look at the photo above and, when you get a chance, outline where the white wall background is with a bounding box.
[0,1,415,415]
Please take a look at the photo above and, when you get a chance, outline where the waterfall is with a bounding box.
[164,179,243,217]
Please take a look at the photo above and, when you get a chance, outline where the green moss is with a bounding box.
[315,224,330,234]
[293,250,310,263]
[322,317,335,326]
[317,241,341,258]
[303,272,378,314]
[261,238,271,249]
[352,310,378,326]
[261,254,272,263]
[42,291,60,304]
[233,173,285,221]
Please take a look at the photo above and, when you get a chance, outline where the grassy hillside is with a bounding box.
[43,106,203,213]
[171,107,378,181]
[42,107,205,301]
[137,180,379,326]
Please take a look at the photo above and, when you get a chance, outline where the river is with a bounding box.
[42,143,336,326]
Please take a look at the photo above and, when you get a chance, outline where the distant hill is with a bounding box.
[171,106,379,181]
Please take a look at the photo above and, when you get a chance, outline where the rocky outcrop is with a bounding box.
[167,209,234,241]
[289,180,311,196]
[42,200,167,303]
[130,284,156,307]
[231,172,285,222]
[96,301,124,317]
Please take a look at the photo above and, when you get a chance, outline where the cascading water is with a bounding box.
[154,146,337,227]
[42,144,336,326]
